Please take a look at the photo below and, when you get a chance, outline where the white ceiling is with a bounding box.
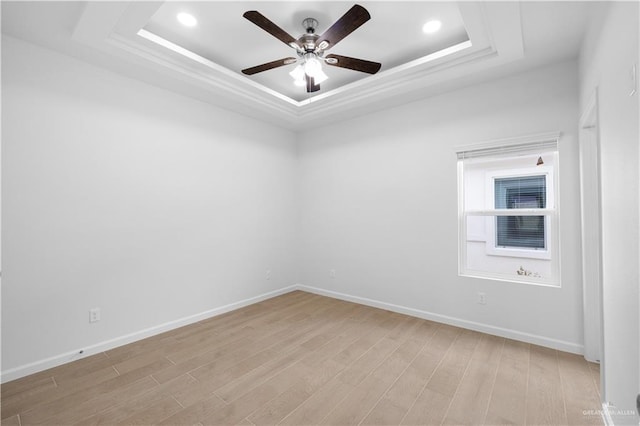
[1,1,597,130]
[142,2,469,101]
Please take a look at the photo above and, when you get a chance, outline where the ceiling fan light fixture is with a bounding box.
[289,64,305,80]
[177,12,197,27]
[304,55,321,76]
[289,64,307,86]
[313,68,329,84]
[301,54,329,84]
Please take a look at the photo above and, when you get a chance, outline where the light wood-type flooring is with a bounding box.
[2,291,602,425]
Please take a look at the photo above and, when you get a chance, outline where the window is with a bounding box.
[484,166,554,260]
[457,134,560,286]
[495,175,546,249]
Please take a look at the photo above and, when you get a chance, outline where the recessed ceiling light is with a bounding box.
[177,12,197,27]
[422,19,442,34]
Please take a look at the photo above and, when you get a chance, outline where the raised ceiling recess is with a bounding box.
[139,2,474,104]
[11,1,530,128]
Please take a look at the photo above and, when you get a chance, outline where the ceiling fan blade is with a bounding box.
[306,75,320,93]
[243,11,300,49]
[317,4,370,50]
[325,54,381,74]
[242,57,297,75]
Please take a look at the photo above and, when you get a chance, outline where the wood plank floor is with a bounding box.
[1,291,603,425]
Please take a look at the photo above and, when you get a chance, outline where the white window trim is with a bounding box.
[457,132,561,287]
[484,166,554,260]
[456,132,560,158]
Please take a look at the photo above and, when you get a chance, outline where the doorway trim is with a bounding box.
[578,89,605,402]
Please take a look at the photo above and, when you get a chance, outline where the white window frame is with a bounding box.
[485,166,554,260]
[457,132,561,286]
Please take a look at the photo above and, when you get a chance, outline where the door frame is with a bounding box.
[578,89,605,401]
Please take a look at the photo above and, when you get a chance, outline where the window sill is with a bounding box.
[485,246,552,260]
[459,270,561,287]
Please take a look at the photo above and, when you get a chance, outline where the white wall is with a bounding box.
[297,60,584,352]
[1,37,298,379]
[2,30,606,390]
[579,3,639,424]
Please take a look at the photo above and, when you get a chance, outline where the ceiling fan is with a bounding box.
[241,4,382,93]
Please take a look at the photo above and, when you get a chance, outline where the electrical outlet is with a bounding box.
[477,293,487,305]
[89,308,101,323]
[329,269,336,279]
[266,269,272,280]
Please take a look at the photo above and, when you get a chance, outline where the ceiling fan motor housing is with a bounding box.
[299,18,320,52]
[298,33,319,52]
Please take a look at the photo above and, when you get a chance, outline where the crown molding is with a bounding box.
[71,1,523,130]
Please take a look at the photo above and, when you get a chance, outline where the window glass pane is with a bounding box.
[494,176,546,208]
[496,216,546,249]
[495,175,546,249]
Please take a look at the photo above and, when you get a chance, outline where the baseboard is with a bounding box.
[1,285,298,383]
[297,284,584,355]
[2,283,585,383]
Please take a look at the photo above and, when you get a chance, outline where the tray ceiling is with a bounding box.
[2,1,595,130]
[142,2,470,102]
